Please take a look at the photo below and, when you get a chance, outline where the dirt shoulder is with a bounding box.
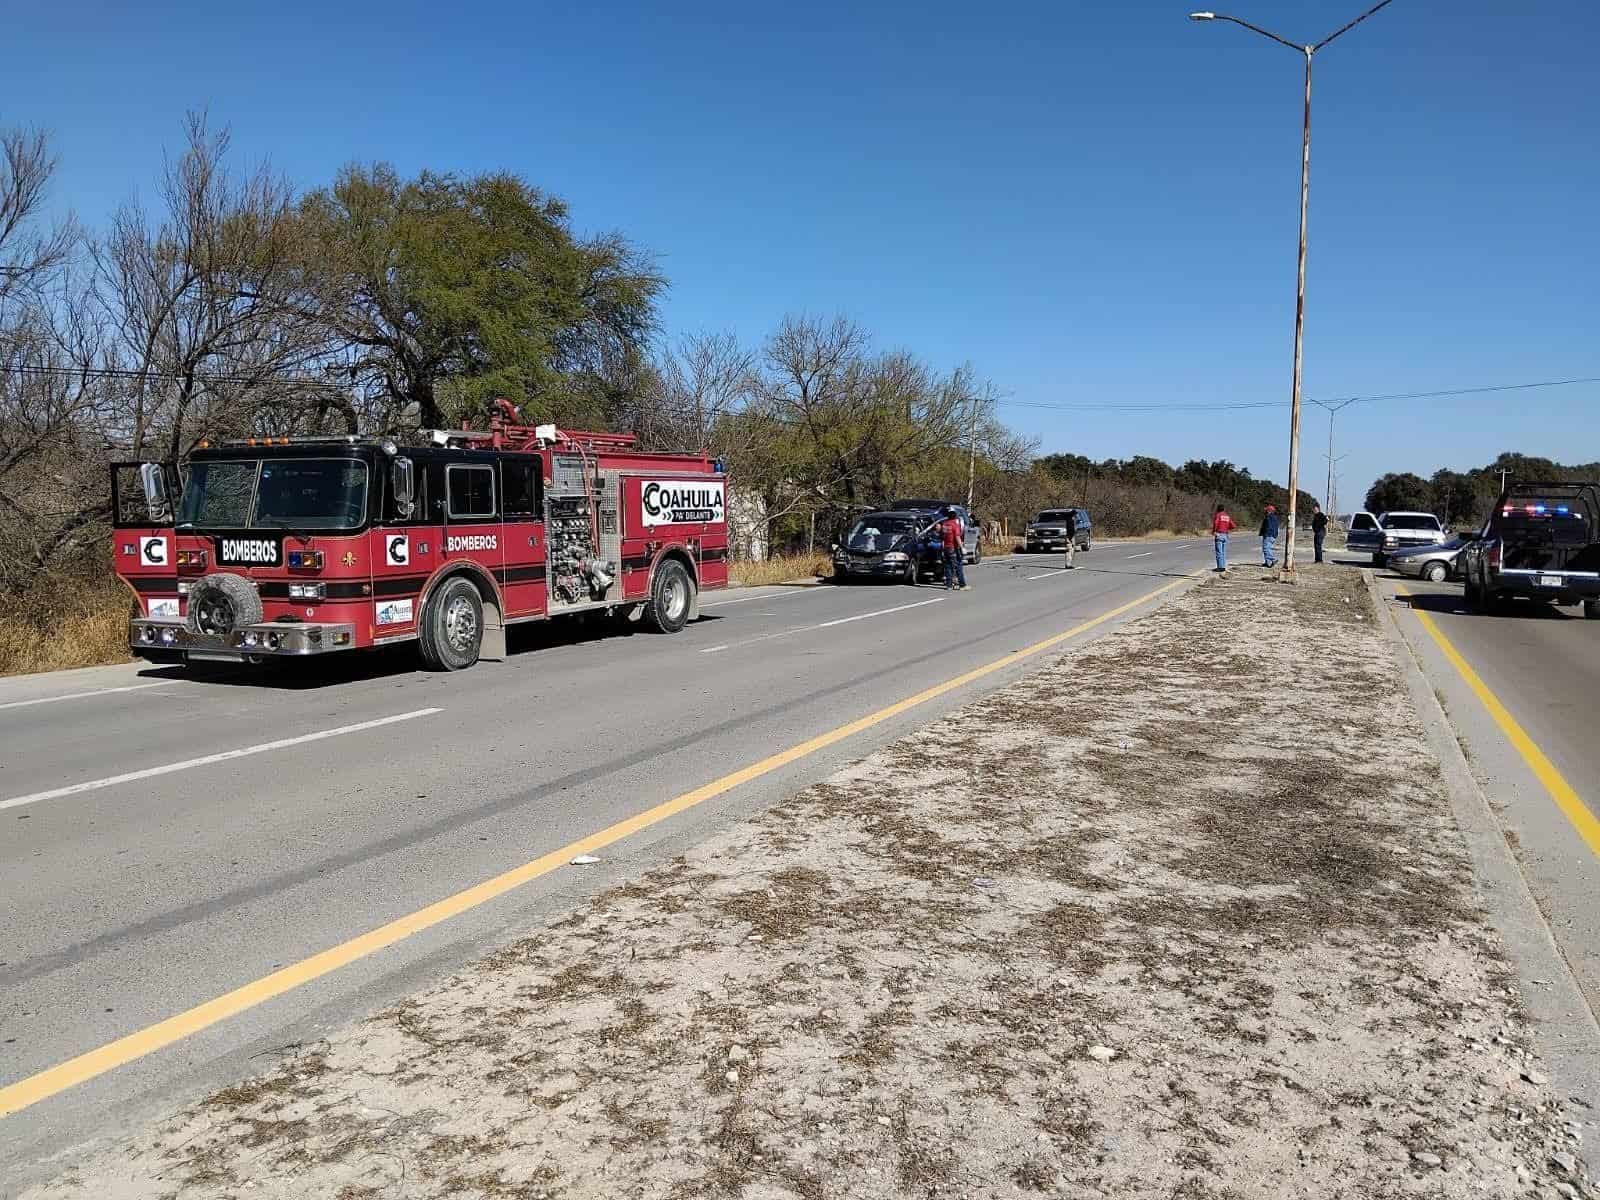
[28,568,1597,1199]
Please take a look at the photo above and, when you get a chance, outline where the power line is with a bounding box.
[993,375,1600,413]
[5,361,1598,419]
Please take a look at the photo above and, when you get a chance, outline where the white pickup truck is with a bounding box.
[1370,510,1448,566]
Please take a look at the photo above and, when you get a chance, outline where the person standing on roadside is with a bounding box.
[1062,508,1080,570]
[1212,504,1234,572]
[1259,504,1281,567]
[940,506,968,591]
[1311,504,1328,564]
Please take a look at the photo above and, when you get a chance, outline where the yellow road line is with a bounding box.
[0,571,1199,1120]
[1398,585,1600,860]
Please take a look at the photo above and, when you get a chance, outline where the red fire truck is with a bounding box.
[111,406,729,670]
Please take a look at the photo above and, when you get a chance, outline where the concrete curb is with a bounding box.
[1365,569,1600,1161]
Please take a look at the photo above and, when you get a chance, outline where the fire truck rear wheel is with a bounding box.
[420,576,483,670]
[644,560,694,634]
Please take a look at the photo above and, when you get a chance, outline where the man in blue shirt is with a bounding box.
[1259,505,1281,567]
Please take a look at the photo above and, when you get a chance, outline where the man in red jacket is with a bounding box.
[939,507,968,590]
[1212,504,1234,573]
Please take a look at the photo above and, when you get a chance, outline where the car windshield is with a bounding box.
[177,458,368,531]
[845,515,920,552]
[1382,514,1440,530]
[1036,511,1071,523]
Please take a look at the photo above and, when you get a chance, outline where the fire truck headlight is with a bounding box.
[140,626,156,644]
[159,627,177,645]
[265,631,283,649]
[288,582,326,601]
[242,631,260,648]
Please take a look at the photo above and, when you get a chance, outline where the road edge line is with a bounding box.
[0,570,1203,1121]
[1370,574,1600,1134]
[1401,587,1600,860]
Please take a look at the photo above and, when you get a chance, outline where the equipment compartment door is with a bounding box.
[499,458,546,618]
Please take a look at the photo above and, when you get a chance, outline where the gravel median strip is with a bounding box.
[28,568,1597,1200]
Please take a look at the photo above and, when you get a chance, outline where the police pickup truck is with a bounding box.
[1460,483,1600,618]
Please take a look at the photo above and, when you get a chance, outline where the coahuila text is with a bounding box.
[641,480,725,527]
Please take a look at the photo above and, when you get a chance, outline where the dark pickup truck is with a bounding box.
[1460,482,1600,617]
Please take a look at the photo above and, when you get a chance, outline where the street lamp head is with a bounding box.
[1189,11,1217,19]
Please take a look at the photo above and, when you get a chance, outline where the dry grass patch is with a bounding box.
[0,571,132,677]
[727,552,831,586]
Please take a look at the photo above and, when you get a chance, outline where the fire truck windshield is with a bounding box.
[177,458,369,531]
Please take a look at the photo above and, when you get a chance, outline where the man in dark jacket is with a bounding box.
[1260,505,1281,567]
[1311,505,1329,563]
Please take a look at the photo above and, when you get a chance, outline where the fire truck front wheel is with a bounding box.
[419,576,484,670]
[644,560,695,634]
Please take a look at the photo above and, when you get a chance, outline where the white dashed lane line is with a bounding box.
[699,596,944,654]
[0,708,444,813]
[0,684,165,712]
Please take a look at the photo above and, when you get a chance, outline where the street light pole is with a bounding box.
[1190,1,1395,577]
[1307,396,1358,513]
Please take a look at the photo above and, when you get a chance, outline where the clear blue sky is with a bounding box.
[10,0,1598,507]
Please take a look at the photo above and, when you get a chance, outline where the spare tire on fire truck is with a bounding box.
[418,575,484,671]
[643,559,695,634]
[186,573,264,638]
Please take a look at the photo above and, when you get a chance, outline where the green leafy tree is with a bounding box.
[1430,469,1479,525]
[299,165,663,430]
[1365,472,1433,515]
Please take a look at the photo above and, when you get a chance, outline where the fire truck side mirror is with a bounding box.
[391,457,416,518]
[138,462,171,524]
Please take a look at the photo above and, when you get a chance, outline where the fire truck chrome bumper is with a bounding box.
[129,619,358,657]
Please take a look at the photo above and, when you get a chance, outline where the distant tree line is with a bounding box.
[2,115,1311,602]
[1364,452,1600,527]
[1035,453,1318,523]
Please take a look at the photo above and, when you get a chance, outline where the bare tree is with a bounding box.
[0,126,114,591]
[0,127,77,310]
[93,114,336,461]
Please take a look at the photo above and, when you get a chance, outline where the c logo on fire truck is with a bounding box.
[641,480,725,527]
[139,536,168,566]
[386,535,409,566]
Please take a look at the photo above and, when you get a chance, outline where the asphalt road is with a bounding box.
[1367,563,1600,1025]
[0,539,1205,1185]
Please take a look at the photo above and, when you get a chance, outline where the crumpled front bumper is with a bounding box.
[129,619,358,659]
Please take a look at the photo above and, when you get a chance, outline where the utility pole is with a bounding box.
[1191,1,1395,578]
[966,392,982,511]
